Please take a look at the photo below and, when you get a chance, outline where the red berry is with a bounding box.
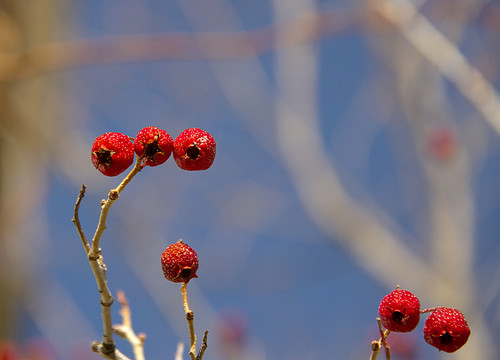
[161,240,199,283]
[423,307,470,353]
[91,132,134,177]
[378,289,420,332]
[134,126,173,167]
[173,128,216,171]
[428,127,457,160]
[0,340,21,360]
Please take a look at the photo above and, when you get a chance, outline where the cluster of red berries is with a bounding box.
[378,288,470,353]
[91,126,216,176]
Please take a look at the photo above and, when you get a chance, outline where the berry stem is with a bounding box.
[420,307,439,314]
[72,184,91,254]
[181,282,197,360]
[371,318,391,360]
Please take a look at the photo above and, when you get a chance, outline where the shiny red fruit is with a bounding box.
[173,128,216,171]
[161,240,199,283]
[134,126,173,167]
[91,132,134,176]
[423,307,470,353]
[378,289,420,333]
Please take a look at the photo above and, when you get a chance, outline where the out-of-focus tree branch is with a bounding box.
[272,0,454,298]
[369,0,500,136]
[0,8,361,81]
[0,0,76,347]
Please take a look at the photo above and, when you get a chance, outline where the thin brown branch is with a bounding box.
[72,183,115,354]
[71,184,91,254]
[376,319,391,360]
[89,252,116,355]
[195,331,209,360]
[73,156,143,359]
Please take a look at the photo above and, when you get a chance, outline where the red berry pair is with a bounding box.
[161,240,199,283]
[378,288,470,353]
[91,127,216,176]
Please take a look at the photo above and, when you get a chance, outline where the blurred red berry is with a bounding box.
[0,340,20,360]
[161,240,199,283]
[387,331,417,359]
[379,289,420,332]
[423,307,470,353]
[217,309,247,348]
[173,128,216,171]
[91,132,134,176]
[428,127,457,160]
[134,126,173,167]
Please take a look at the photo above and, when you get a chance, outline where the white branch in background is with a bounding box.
[271,0,454,297]
[175,343,185,360]
[370,0,500,135]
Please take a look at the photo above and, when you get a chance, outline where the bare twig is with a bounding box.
[196,331,209,360]
[114,290,146,360]
[71,184,91,254]
[369,319,391,360]
[73,155,143,359]
[376,319,391,360]
[72,184,117,354]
